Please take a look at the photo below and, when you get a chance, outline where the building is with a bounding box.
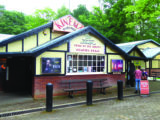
[0,15,147,98]
[117,39,160,79]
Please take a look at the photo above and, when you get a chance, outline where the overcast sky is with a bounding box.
[1,0,99,15]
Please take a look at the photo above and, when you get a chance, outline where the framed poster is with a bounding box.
[112,59,123,72]
[42,58,61,74]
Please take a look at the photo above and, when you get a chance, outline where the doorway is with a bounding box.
[4,57,35,94]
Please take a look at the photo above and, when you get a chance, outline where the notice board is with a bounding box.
[140,80,149,95]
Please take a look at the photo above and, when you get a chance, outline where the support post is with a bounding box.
[117,80,123,100]
[46,83,53,112]
[86,80,93,105]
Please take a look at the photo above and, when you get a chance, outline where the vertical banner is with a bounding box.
[140,80,149,95]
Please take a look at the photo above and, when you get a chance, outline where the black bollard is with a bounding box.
[86,80,93,105]
[46,83,53,112]
[117,80,123,100]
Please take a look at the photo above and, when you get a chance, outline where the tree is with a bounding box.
[34,7,56,21]
[0,5,5,10]
[25,15,48,30]
[79,7,109,34]
[79,0,134,43]
[124,0,160,41]
[55,5,70,19]
[72,4,90,24]
[25,7,56,30]
[0,8,27,34]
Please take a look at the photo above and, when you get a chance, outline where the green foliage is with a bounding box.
[80,7,109,35]
[124,0,160,42]
[0,9,27,34]
[79,0,134,43]
[24,7,56,30]
[55,5,70,19]
[34,7,56,21]
[0,5,5,10]
[0,1,159,43]
[25,15,48,30]
[72,4,90,24]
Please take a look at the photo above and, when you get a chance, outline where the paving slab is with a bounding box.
[1,93,160,120]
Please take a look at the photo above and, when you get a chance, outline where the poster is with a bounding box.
[140,80,149,95]
[42,58,61,74]
[112,60,123,72]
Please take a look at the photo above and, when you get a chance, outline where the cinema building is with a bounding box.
[0,15,146,99]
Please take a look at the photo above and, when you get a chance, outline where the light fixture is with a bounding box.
[43,30,47,36]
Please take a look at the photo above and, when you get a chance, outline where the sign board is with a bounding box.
[134,60,141,66]
[42,58,61,74]
[53,15,84,32]
[140,80,149,95]
[70,34,105,54]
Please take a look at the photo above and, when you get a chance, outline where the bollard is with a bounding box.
[117,80,123,100]
[86,80,93,105]
[46,83,53,112]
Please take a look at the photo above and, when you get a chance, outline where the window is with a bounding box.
[67,54,105,74]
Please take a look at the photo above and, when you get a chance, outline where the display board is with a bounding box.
[70,34,105,54]
[42,58,61,74]
[140,80,149,95]
[112,59,123,72]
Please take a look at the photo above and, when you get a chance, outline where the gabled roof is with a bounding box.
[0,26,130,59]
[143,47,160,59]
[30,26,129,57]
[117,39,160,53]
[117,39,160,59]
[0,22,53,46]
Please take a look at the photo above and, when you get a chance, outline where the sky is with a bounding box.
[1,0,100,15]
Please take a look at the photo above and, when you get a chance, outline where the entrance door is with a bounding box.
[6,57,34,94]
[126,61,135,87]
[0,58,6,91]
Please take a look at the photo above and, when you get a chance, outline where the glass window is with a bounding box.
[73,55,77,60]
[88,56,92,60]
[67,54,105,74]
[79,55,83,60]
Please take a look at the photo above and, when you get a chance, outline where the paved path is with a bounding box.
[1,93,160,120]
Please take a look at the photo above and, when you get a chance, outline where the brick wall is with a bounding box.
[33,74,125,99]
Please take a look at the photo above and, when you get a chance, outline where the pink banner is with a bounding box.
[140,80,149,95]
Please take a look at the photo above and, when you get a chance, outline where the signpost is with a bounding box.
[140,80,149,96]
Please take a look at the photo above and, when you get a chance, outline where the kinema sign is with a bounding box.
[53,15,84,32]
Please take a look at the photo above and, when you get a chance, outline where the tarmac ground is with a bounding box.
[0,80,160,120]
[1,92,160,120]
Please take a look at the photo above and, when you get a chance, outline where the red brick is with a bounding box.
[33,74,125,99]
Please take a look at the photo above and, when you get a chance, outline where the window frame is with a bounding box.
[66,53,106,75]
